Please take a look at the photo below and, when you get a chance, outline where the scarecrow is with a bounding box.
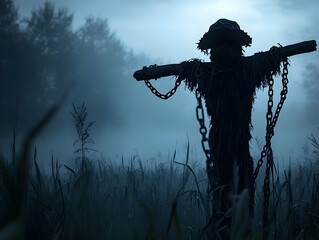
[134,19,316,239]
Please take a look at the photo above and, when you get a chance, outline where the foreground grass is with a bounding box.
[0,143,318,239]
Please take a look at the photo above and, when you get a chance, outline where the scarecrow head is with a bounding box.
[198,19,252,64]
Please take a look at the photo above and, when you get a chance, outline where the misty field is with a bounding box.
[0,121,318,239]
[1,1,319,239]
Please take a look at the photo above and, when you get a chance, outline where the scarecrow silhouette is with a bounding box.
[134,19,316,239]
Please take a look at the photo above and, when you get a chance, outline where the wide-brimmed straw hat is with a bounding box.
[197,18,252,51]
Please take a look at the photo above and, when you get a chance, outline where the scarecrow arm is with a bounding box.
[251,40,316,88]
[133,62,212,81]
[133,64,183,81]
[260,40,317,62]
[274,40,317,58]
[133,40,317,81]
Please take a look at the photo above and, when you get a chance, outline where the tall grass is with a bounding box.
[0,141,318,239]
[0,104,318,239]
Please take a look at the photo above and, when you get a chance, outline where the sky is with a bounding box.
[10,0,319,167]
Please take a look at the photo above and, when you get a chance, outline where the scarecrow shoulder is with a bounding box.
[248,49,283,89]
[177,59,212,95]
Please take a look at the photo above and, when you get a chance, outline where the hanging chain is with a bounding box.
[194,64,214,183]
[142,57,289,239]
[250,58,289,240]
[272,60,289,130]
[143,65,182,100]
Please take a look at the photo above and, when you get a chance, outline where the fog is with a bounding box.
[1,0,318,168]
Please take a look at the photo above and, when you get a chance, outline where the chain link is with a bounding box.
[142,62,213,182]
[263,147,272,240]
[250,57,289,240]
[194,64,214,183]
[143,65,182,100]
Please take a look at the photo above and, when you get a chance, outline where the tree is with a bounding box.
[71,17,131,125]
[25,2,75,96]
[0,0,18,32]
[0,1,76,134]
[0,1,142,138]
[0,0,35,133]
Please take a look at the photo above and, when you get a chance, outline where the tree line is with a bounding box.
[0,0,138,135]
